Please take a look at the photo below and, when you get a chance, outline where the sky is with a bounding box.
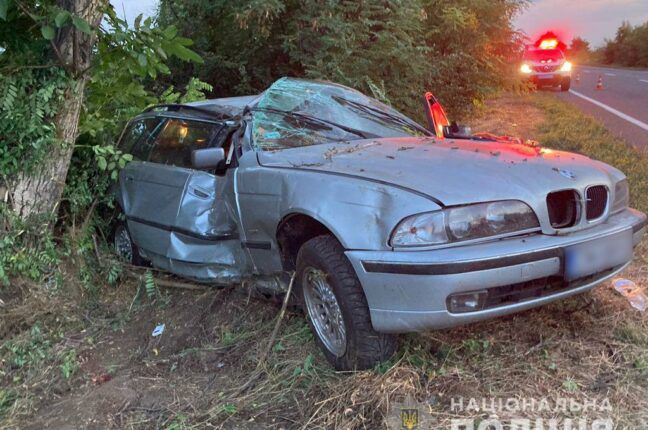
[514,0,648,48]
[111,0,158,24]
[111,0,648,49]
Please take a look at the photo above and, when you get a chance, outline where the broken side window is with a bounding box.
[149,118,223,168]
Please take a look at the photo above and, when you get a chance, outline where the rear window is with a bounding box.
[523,49,564,62]
[149,119,222,168]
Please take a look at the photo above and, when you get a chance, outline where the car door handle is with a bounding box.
[124,175,134,181]
[188,186,210,199]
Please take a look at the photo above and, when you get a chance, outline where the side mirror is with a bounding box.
[421,92,450,138]
[191,147,225,169]
[443,122,472,138]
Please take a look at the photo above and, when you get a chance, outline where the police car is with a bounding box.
[520,37,572,91]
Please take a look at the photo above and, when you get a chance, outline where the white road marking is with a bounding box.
[582,70,591,73]
[640,79,648,84]
[568,90,648,132]
[605,73,616,76]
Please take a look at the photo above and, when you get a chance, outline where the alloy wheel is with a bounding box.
[302,267,347,357]
[114,224,134,263]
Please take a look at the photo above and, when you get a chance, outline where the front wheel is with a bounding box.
[296,235,397,370]
[561,77,571,92]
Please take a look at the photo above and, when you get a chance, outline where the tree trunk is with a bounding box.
[11,0,105,220]
[12,80,86,218]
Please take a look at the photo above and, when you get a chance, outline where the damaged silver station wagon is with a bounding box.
[113,78,647,370]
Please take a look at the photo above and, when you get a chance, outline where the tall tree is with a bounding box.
[8,0,105,219]
[568,37,590,63]
[0,1,202,220]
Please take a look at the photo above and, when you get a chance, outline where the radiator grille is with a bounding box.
[533,64,560,72]
[547,190,580,228]
[586,186,608,220]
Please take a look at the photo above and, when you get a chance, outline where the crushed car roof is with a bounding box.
[143,94,260,121]
[186,95,260,116]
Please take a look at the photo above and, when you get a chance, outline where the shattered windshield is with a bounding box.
[251,78,428,150]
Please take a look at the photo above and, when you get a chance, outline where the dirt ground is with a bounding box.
[2,93,647,429]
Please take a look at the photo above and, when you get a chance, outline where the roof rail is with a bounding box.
[143,103,231,120]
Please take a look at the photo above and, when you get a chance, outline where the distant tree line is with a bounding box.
[156,0,528,120]
[601,21,648,68]
[562,21,648,69]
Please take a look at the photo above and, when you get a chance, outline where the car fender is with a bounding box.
[237,165,442,254]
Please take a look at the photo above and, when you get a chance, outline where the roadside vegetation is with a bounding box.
[600,20,648,68]
[155,0,527,120]
[569,20,648,69]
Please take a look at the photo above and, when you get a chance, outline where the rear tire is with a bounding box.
[561,77,571,91]
[296,235,397,370]
[112,220,145,266]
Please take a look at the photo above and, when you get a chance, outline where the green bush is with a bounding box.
[157,0,527,119]
[0,63,67,177]
[0,209,59,285]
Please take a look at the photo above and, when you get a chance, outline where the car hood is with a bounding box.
[257,137,620,207]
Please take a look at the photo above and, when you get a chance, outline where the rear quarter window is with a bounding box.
[119,118,162,161]
[149,119,223,168]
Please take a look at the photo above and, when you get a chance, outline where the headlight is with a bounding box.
[611,179,629,213]
[391,201,540,247]
[390,211,449,246]
[560,61,572,72]
[520,63,532,74]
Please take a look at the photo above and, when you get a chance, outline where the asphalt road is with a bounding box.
[553,65,648,149]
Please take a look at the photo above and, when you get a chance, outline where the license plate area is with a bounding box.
[537,73,555,80]
[564,229,633,281]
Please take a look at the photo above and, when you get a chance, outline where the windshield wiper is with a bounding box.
[249,107,377,140]
[333,96,432,136]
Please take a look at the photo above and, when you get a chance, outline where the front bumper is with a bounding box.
[526,70,570,85]
[345,208,646,333]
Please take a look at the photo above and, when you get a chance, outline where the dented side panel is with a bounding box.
[178,171,239,238]
[145,248,243,284]
[169,166,249,280]
[121,158,249,282]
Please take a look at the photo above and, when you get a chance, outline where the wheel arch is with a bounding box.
[275,211,345,271]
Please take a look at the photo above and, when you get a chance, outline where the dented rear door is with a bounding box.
[119,117,177,257]
[142,117,246,281]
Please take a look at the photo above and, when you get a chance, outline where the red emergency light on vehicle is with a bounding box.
[539,39,558,50]
[533,32,566,52]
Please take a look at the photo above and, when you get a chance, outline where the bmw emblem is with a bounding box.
[559,169,576,179]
